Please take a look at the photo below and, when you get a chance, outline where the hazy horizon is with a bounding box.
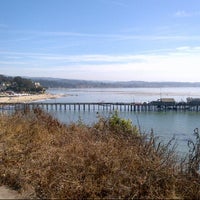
[1,0,200,82]
[3,74,200,84]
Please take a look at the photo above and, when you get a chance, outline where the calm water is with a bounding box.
[39,87,200,154]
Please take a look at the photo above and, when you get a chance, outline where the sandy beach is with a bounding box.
[0,93,62,103]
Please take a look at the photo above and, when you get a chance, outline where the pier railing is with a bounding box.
[1,102,200,112]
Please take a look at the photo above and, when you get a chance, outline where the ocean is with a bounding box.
[39,87,200,155]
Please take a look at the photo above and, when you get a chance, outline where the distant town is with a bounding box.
[0,75,45,96]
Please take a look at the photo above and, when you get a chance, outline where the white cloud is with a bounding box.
[175,10,190,17]
[41,49,200,81]
[1,46,200,81]
[174,10,200,17]
[3,29,200,43]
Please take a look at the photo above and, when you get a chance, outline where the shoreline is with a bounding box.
[0,93,63,103]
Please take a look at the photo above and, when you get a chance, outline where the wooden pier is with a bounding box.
[1,102,200,112]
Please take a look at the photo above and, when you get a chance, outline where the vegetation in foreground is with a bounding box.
[0,109,199,199]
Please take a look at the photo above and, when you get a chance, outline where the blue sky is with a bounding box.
[1,0,200,81]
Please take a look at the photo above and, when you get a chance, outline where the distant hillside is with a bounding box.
[31,77,200,88]
[31,77,111,88]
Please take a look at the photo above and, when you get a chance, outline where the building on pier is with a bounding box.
[150,98,175,106]
[187,97,200,104]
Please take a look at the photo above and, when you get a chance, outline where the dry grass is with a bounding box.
[0,109,199,199]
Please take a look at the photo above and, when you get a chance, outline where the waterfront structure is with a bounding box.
[1,100,200,112]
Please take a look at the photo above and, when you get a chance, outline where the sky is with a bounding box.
[1,0,200,82]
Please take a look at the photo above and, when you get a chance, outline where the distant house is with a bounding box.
[150,98,175,106]
[5,91,15,96]
[0,83,6,91]
[159,98,175,103]
[34,82,41,88]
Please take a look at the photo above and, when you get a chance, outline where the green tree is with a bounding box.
[109,111,138,135]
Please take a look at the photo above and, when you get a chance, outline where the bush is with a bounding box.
[187,128,200,175]
[0,109,199,199]
[108,111,138,135]
[94,111,139,138]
